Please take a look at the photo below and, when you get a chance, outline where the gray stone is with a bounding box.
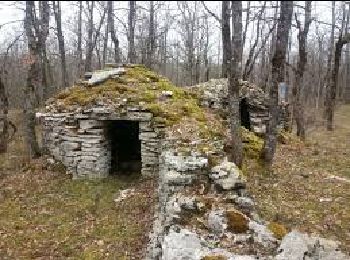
[235,197,255,212]
[275,231,348,260]
[249,221,277,247]
[208,210,227,235]
[161,228,209,260]
[210,161,246,191]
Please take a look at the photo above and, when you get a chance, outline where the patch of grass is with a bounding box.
[0,160,156,259]
[245,105,350,253]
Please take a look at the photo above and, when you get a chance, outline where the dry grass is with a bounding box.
[0,110,157,259]
[246,105,350,253]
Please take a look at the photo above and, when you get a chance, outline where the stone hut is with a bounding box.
[37,64,225,179]
[186,78,290,134]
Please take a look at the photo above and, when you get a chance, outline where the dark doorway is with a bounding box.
[240,98,251,130]
[106,120,141,174]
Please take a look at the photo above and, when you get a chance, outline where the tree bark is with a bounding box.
[146,1,155,69]
[221,2,227,78]
[53,1,68,89]
[39,1,50,101]
[293,1,312,140]
[85,1,94,72]
[203,15,210,82]
[345,40,350,103]
[0,75,9,153]
[325,1,335,118]
[24,0,41,158]
[228,1,243,167]
[102,22,108,66]
[328,34,350,130]
[262,1,293,167]
[107,1,120,64]
[128,1,136,63]
[77,1,83,77]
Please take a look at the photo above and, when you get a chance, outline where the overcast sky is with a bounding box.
[0,1,337,60]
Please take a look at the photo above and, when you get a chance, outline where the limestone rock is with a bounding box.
[210,161,246,191]
[161,228,209,260]
[275,231,348,260]
[235,196,255,213]
[249,221,277,247]
[208,210,227,235]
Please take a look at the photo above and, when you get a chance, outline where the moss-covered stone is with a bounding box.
[267,222,288,240]
[226,209,249,233]
[241,127,264,159]
[50,65,226,154]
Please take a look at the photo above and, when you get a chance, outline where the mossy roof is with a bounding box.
[45,64,227,154]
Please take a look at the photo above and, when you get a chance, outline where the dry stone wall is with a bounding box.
[38,106,163,179]
[187,78,290,134]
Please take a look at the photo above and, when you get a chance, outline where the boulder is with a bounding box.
[210,161,246,191]
[249,221,277,247]
[162,228,209,260]
[275,230,348,260]
[208,210,227,235]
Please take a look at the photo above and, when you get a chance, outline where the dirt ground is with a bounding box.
[0,111,157,259]
[246,105,350,253]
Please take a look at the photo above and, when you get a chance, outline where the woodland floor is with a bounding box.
[1,106,350,258]
[0,112,157,259]
[246,104,350,253]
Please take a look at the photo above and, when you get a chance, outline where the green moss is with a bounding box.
[267,222,288,240]
[277,129,302,145]
[52,65,226,154]
[226,209,249,233]
[241,127,264,159]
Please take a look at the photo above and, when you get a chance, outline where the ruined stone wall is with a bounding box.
[187,78,291,134]
[38,106,163,178]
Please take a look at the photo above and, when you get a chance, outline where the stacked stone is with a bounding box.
[187,78,290,135]
[38,101,164,179]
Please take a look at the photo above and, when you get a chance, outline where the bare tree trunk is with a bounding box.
[0,75,9,153]
[328,35,350,130]
[24,0,41,158]
[325,1,335,119]
[53,1,68,89]
[327,3,350,130]
[222,1,243,167]
[293,1,312,140]
[102,22,108,66]
[345,40,350,103]
[262,1,293,167]
[128,1,136,63]
[107,1,120,64]
[228,1,243,167]
[221,3,227,78]
[39,1,50,101]
[204,15,210,82]
[146,1,155,68]
[85,1,94,72]
[77,1,83,77]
